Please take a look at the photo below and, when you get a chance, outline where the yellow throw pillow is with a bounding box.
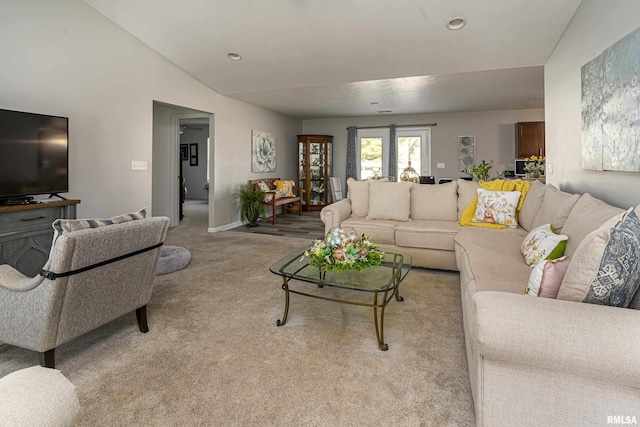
[458,179,531,228]
[274,180,295,199]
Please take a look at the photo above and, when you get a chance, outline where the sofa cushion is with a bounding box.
[531,185,580,233]
[341,216,396,245]
[557,209,640,308]
[561,193,624,258]
[525,256,570,298]
[520,223,568,266]
[455,227,530,294]
[518,180,546,231]
[410,181,458,221]
[395,220,461,251]
[367,181,412,221]
[346,178,370,217]
[471,189,520,228]
[457,179,480,220]
[346,178,389,217]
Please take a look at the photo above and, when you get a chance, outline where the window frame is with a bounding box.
[356,129,389,180]
[395,128,432,181]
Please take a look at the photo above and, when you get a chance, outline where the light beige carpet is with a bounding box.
[0,215,475,426]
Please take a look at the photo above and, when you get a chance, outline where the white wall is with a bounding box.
[0,0,301,228]
[545,0,640,208]
[303,109,544,186]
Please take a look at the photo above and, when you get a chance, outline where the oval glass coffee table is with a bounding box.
[269,244,412,350]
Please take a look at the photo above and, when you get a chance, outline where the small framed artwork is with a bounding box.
[180,144,188,161]
[458,136,476,172]
[189,143,198,166]
[251,130,276,172]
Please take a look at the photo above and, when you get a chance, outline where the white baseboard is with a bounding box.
[208,221,243,233]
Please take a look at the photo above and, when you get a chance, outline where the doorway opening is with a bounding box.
[179,117,210,227]
[151,101,213,229]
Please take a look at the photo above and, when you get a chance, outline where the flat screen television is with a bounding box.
[0,109,69,201]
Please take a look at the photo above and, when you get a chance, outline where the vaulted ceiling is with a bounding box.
[84,0,582,119]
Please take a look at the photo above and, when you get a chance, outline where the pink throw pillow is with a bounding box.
[525,256,570,298]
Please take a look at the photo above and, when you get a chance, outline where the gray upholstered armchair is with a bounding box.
[0,216,169,368]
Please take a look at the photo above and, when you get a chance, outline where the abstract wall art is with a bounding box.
[581,26,640,172]
[251,130,276,172]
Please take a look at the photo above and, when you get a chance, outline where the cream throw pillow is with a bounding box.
[367,182,412,221]
[557,209,640,308]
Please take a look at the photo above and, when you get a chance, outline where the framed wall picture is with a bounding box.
[189,143,198,166]
[458,136,476,172]
[180,144,188,161]
[251,130,276,172]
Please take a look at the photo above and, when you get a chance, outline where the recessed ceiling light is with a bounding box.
[446,17,466,30]
[227,52,242,61]
[377,110,392,114]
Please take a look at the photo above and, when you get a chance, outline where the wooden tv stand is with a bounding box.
[0,199,80,277]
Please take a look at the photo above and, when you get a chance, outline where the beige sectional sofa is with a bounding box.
[320,178,640,426]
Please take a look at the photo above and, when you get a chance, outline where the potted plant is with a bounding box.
[463,160,508,182]
[233,183,266,227]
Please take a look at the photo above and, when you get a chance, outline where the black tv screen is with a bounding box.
[0,109,69,199]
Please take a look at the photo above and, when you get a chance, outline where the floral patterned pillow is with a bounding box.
[521,223,568,266]
[258,181,273,202]
[471,189,521,228]
[274,180,295,199]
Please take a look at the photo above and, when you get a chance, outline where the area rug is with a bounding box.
[0,228,474,426]
[155,245,191,275]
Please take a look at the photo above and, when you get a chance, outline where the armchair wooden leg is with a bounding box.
[39,349,55,369]
[136,305,149,333]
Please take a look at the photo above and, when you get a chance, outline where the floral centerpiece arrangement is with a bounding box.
[524,155,546,178]
[305,228,384,272]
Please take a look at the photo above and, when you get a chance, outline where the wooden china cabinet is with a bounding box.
[297,135,333,211]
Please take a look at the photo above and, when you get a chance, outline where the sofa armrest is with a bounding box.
[0,264,43,292]
[320,199,352,235]
[0,366,80,426]
[473,291,640,389]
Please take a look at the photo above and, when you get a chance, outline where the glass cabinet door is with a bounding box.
[298,142,307,208]
[297,135,332,211]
